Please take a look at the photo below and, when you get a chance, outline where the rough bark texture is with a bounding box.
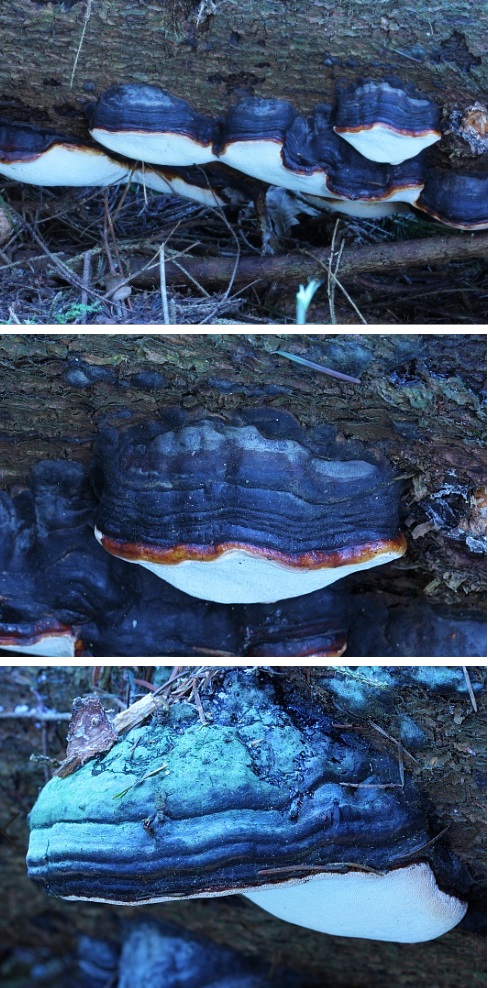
[0,332,485,611]
[0,0,486,169]
[0,665,485,988]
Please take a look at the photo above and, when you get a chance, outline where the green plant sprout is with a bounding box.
[295,278,323,324]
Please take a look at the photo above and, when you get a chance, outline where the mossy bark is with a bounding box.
[0,665,485,988]
[0,332,485,609]
[0,0,486,160]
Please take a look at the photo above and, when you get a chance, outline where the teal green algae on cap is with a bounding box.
[27,669,468,941]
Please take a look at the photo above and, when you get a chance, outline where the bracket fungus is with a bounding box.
[0,121,131,187]
[321,146,425,207]
[333,80,441,164]
[27,669,468,942]
[0,457,357,657]
[86,84,220,166]
[93,408,406,604]
[0,459,135,657]
[218,97,330,197]
[414,167,488,230]
[86,87,429,204]
[0,606,81,656]
[308,103,426,205]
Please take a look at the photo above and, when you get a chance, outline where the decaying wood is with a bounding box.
[53,696,118,778]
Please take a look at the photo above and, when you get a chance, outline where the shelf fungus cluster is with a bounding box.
[27,669,469,942]
[0,78,487,229]
[2,408,486,657]
[0,121,229,207]
[93,407,406,604]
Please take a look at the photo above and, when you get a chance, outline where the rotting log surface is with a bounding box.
[0,1,487,161]
[0,666,485,988]
[0,332,485,610]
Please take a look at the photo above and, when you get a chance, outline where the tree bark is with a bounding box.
[0,0,486,161]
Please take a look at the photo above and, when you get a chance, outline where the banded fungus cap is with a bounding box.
[0,607,81,657]
[27,668,468,942]
[414,167,488,230]
[219,98,331,197]
[310,105,425,204]
[0,460,128,658]
[0,119,229,207]
[87,84,219,166]
[324,144,425,205]
[333,80,441,164]
[0,121,131,187]
[92,408,406,604]
[0,456,352,657]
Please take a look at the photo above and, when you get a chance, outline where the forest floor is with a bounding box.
[0,180,486,326]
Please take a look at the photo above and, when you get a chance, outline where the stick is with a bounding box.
[115,231,488,290]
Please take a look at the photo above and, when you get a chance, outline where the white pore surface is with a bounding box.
[134,168,224,206]
[0,634,78,657]
[90,128,217,166]
[94,528,402,603]
[0,145,130,186]
[334,124,441,164]
[320,198,410,219]
[219,140,335,197]
[243,864,467,943]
